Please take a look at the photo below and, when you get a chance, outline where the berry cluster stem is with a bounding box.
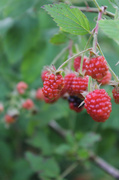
[57,48,92,71]
[50,46,68,65]
[88,76,92,92]
[80,34,93,73]
[93,6,106,53]
[93,0,101,11]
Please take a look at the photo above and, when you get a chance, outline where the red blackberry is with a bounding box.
[22,99,34,110]
[5,115,15,124]
[36,88,44,100]
[112,87,119,104]
[85,56,108,80]
[72,76,89,96]
[74,56,87,72]
[68,96,84,112]
[84,89,112,122]
[97,71,111,85]
[42,73,64,100]
[64,73,75,95]
[16,81,28,94]
[41,70,49,82]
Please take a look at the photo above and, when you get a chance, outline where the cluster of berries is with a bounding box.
[2,55,119,125]
[41,55,119,122]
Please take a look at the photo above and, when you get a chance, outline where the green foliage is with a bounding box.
[50,31,68,45]
[109,0,119,8]
[0,0,119,180]
[26,152,60,178]
[43,3,90,35]
[99,20,119,45]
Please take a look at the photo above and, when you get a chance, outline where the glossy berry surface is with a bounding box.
[68,96,84,112]
[22,99,34,109]
[72,76,88,95]
[85,56,108,80]
[64,73,75,95]
[42,73,64,100]
[97,71,111,85]
[84,89,112,122]
[41,70,49,82]
[74,56,87,72]
[112,87,119,104]
[16,81,28,94]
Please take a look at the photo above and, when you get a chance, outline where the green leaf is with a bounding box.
[99,20,119,45]
[26,152,43,172]
[43,3,90,35]
[0,18,14,35]
[21,44,45,83]
[4,13,40,63]
[78,149,89,160]
[12,159,33,180]
[26,152,60,178]
[27,131,52,155]
[50,31,68,45]
[109,0,119,8]
[79,132,101,148]
[55,144,71,155]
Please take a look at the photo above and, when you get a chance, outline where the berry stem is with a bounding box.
[50,46,68,65]
[68,40,73,69]
[80,34,93,73]
[57,48,92,71]
[70,6,114,18]
[88,76,92,92]
[92,0,101,11]
[97,43,119,82]
[93,6,106,53]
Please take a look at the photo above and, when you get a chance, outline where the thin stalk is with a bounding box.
[80,34,93,73]
[88,76,92,92]
[57,48,92,71]
[59,162,79,179]
[70,6,114,18]
[93,0,101,11]
[114,8,119,19]
[50,46,68,65]
[97,43,119,82]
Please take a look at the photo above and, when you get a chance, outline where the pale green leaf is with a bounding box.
[0,18,14,35]
[79,132,101,148]
[109,0,119,8]
[43,3,90,35]
[99,20,119,45]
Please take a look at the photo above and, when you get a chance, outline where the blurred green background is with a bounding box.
[0,0,119,180]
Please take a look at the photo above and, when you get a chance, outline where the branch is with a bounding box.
[49,120,119,179]
[90,153,119,179]
[48,120,67,138]
[70,6,115,18]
